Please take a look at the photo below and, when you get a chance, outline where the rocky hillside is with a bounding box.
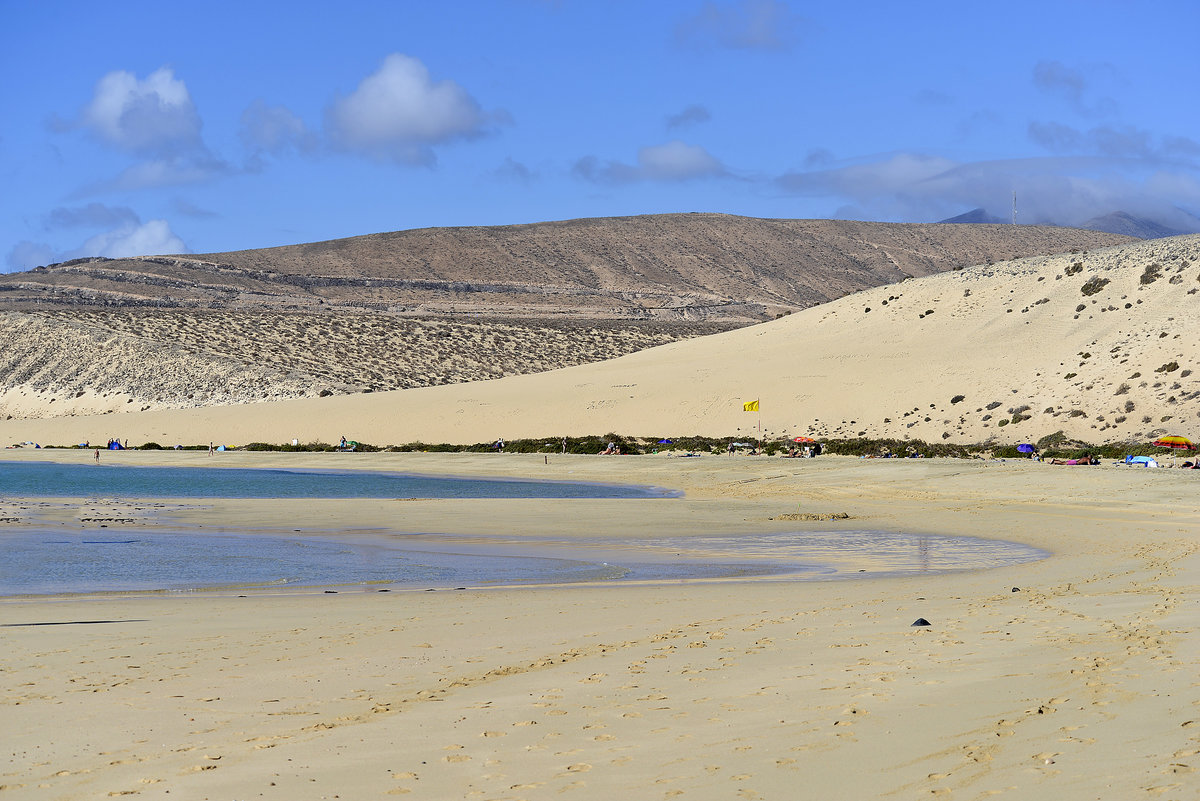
[0,214,1131,323]
[0,311,731,419]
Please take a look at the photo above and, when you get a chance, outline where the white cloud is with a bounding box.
[779,152,956,200]
[574,140,727,184]
[78,219,187,258]
[775,151,1200,229]
[326,53,500,166]
[240,100,316,155]
[81,67,203,157]
[4,217,187,272]
[639,141,725,180]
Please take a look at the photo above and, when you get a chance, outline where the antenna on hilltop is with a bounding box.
[1012,191,1017,225]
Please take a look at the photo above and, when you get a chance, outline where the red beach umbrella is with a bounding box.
[793,436,817,443]
[1152,435,1195,467]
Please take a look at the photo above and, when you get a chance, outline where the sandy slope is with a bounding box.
[2,235,1197,447]
[2,450,1198,799]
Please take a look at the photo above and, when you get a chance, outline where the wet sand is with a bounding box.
[2,450,1198,799]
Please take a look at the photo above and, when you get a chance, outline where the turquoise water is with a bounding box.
[0,461,1047,596]
[0,461,674,499]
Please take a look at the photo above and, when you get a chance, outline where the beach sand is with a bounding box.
[2,450,1197,800]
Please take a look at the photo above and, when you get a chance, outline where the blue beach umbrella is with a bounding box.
[1017,443,1035,453]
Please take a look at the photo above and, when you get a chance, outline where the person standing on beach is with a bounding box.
[94,449,100,464]
[208,442,215,456]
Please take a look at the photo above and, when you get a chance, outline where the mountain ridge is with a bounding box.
[1,213,1132,323]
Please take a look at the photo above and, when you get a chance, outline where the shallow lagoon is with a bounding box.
[0,460,675,499]
[0,460,1047,596]
[0,527,1046,597]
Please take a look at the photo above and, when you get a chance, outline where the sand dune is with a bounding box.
[2,235,1197,447]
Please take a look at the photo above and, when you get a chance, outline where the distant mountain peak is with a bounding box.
[1079,211,1183,240]
[938,208,1007,225]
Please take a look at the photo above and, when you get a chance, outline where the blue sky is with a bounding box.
[3,0,1198,271]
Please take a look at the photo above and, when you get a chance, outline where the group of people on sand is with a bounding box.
[599,441,621,455]
[1049,455,1100,465]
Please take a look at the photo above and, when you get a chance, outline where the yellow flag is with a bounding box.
[743,400,759,412]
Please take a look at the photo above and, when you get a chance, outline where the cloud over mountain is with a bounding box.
[326,54,503,166]
[575,141,727,183]
[80,67,203,157]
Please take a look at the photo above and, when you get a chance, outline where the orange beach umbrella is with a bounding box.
[1152,435,1196,450]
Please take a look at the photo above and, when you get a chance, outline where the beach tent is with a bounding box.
[107,441,124,450]
[1124,455,1159,467]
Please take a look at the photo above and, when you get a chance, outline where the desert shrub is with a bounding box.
[1068,409,1087,418]
[139,442,163,450]
[1124,400,1136,413]
[1064,372,1077,379]
[1080,276,1110,296]
[1140,264,1162,284]
[986,401,1002,410]
[1114,383,1130,395]
[1156,361,1180,373]
[1065,262,1084,276]
[1075,303,1086,312]
[243,441,341,452]
[1008,405,1031,425]
[950,394,965,404]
